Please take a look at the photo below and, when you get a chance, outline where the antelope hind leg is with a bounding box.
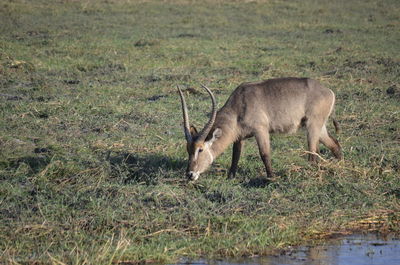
[319,125,342,159]
[255,131,273,178]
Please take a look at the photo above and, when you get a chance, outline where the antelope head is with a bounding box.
[177,85,221,181]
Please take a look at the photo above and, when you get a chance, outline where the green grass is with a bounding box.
[1,0,399,264]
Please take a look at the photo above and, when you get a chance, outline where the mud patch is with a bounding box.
[34,96,52,102]
[134,39,160,47]
[34,147,51,154]
[147,94,167,102]
[142,74,162,83]
[0,93,23,101]
[63,79,80,85]
[386,85,400,98]
[377,58,400,67]
[176,33,199,38]
[34,111,49,119]
[323,28,343,34]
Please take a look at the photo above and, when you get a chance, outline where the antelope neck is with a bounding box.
[209,113,238,158]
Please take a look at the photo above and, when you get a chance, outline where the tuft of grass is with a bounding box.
[1,0,399,264]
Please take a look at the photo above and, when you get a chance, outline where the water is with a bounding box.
[176,233,400,265]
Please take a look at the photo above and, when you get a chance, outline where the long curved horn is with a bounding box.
[197,84,217,142]
[177,85,192,143]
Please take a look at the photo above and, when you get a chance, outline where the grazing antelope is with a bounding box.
[177,78,342,181]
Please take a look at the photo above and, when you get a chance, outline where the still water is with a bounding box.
[176,233,400,265]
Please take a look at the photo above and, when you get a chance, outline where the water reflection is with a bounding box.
[176,233,400,265]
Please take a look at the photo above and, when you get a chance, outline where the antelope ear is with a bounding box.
[208,128,222,144]
[190,126,198,138]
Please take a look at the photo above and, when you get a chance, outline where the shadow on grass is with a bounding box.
[239,169,289,189]
[240,176,272,188]
[105,151,186,185]
[6,155,51,175]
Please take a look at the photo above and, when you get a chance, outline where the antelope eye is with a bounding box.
[198,148,203,153]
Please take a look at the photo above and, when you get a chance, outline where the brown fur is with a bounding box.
[181,77,342,180]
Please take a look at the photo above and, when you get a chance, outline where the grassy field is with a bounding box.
[1,0,399,264]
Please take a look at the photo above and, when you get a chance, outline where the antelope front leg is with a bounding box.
[228,140,243,178]
[255,131,273,178]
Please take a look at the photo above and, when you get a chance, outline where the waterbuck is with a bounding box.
[177,77,342,181]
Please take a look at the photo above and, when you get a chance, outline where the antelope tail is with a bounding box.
[332,119,340,134]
